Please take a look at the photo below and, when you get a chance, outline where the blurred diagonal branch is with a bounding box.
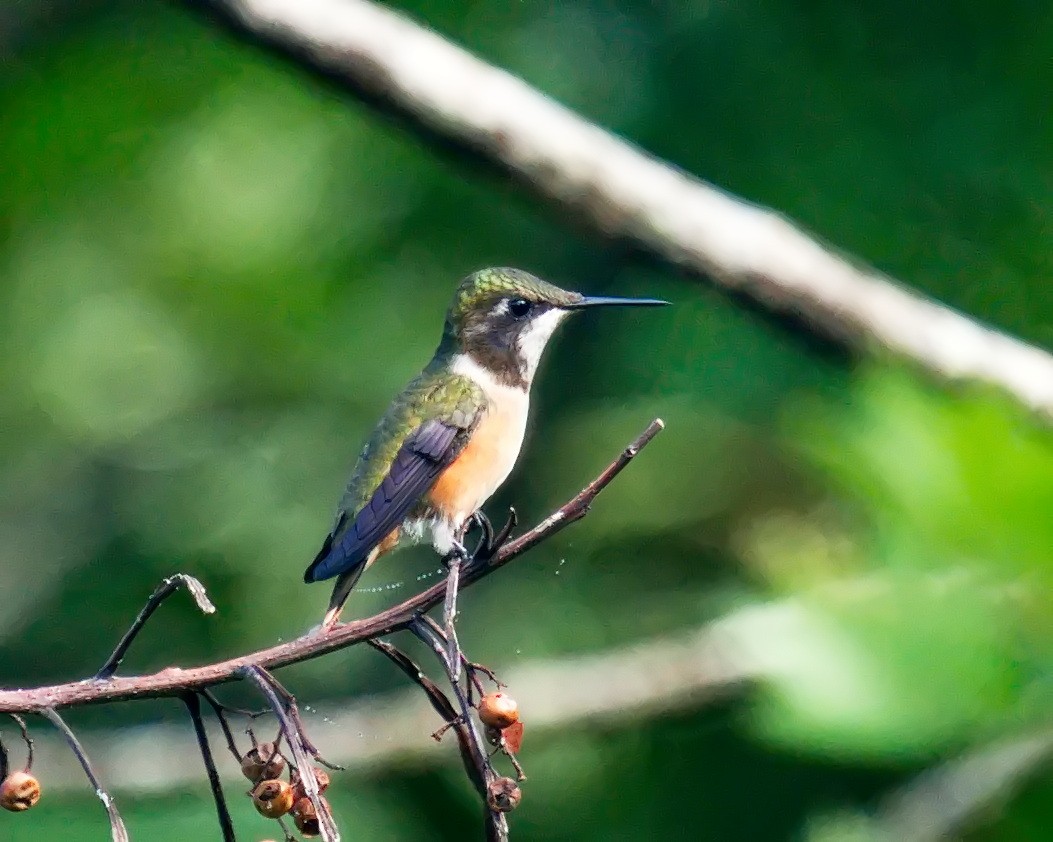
[189,0,1053,419]
[874,729,1053,842]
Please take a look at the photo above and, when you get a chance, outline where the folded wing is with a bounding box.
[304,417,472,583]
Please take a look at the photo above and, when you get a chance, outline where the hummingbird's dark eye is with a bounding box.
[508,298,532,319]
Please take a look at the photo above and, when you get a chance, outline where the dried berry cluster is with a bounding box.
[243,740,332,837]
[477,691,524,812]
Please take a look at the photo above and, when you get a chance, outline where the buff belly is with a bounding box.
[392,394,529,558]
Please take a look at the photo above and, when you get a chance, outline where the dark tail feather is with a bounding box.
[304,536,372,585]
[304,532,336,583]
[322,554,372,626]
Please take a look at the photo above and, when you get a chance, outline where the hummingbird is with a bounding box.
[304,267,667,628]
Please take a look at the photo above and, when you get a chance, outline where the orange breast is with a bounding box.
[428,401,526,520]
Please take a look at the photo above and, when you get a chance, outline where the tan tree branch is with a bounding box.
[0,419,663,713]
[188,0,1053,419]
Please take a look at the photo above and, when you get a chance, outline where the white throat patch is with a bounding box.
[516,308,568,382]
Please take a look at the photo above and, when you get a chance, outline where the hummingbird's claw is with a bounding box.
[471,507,518,563]
[466,511,496,560]
[492,507,518,551]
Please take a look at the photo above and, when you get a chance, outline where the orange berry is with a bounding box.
[478,693,519,729]
[251,779,294,818]
[292,796,321,837]
[0,771,41,812]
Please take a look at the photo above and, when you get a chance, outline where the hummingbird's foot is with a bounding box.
[465,511,495,560]
[469,507,518,563]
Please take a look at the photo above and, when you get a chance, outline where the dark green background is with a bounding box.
[2,1,1052,839]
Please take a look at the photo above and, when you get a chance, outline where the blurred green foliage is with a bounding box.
[1,0,1052,839]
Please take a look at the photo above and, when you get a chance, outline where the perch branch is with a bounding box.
[187,0,1053,420]
[41,708,129,842]
[0,419,663,713]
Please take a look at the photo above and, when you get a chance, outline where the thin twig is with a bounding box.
[239,666,340,842]
[183,694,237,842]
[411,618,508,841]
[9,714,33,771]
[200,690,253,763]
[277,815,299,841]
[443,555,462,682]
[367,638,482,791]
[96,573,216,680]
[41,707,129,842]
[250,671,343,771]
[418,615,500,702]
[483,418,665,564]
[0,420,663,713]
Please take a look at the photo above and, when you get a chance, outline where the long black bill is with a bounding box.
[563,296,670,309]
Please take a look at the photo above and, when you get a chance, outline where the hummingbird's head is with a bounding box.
[442,267,667,389]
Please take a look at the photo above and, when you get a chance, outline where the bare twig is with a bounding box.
[41,707,129,842]
[183,694,237,842]
[411,618,508,842]
[239,666,340,842]
[200,690,255,763]
[9,715,33,771]
[96,573,216,680]
[418,615,501,703]
[0,420,663,713]
[443,554,463,682]
[367,638,482,792]
[187,0,1053,420]
[37,619,746,796]
[277,815,299,841]
[250,671,343,772]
